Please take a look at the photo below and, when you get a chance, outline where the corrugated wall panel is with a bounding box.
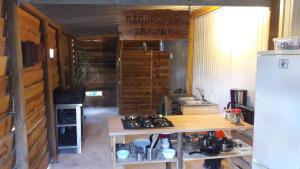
[192,7,270,111]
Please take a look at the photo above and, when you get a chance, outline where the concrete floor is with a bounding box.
[51,107,234,169]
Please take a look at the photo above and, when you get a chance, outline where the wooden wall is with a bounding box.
[75,38,117,107]
[18,8,49,169]
[47,26,59,89]
[0,1,14,168]
[120,40,160,50]
[119,50,170,114]
[120,50,153,114]
[61,34,72,89]
[151,51,170,112]
[1,0,74,167]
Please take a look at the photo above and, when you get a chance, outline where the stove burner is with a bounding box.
[121,115,174,129]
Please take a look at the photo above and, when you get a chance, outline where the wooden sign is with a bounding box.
[117,10,189,40]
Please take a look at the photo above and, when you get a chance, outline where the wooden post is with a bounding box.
[268,0,280,50]
[68,37,74,89]
[6,0,29,169]
[186,16,194,96]
[57,30,66,89]
[41,20,58,162]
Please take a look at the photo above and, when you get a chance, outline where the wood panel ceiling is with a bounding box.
[32,0,271,37]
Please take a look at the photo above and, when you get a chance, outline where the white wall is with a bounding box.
[164,40,188,93]
[192,7,270,111]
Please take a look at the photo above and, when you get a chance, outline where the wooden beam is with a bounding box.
[68,36,74,89]
[29,0,271,6]
[19,2,60,29]
[41,20,58,162]
[6,0,29,169]
[187,7,221,95]
[268,0,280,50]
[57,30,66,89]
[187,17,194,96]
[77,33,118,41]
[190,6,221,18]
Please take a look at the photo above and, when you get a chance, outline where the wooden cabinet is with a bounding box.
[120,50,170,115]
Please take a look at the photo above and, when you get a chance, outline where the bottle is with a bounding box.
[223,107,227,119]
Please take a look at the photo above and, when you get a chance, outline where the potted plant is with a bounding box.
[54,50,88,104]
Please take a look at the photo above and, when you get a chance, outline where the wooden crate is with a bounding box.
[0,132,13,161]
[0,115,12,138]
[0,76,8,97]
[0,56,7,76]
[24,81,44,101]
[0,95,9,117]
[23,68,44,88]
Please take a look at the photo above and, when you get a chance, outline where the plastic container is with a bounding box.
[273,37,300,50]
[162,148,176,159]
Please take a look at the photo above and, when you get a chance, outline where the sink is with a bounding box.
[183,100,212,106]
[177,97,195,101]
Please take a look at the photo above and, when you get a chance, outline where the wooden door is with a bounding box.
[120,50,152,115]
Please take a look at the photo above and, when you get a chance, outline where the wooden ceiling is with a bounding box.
[32,0,271,37]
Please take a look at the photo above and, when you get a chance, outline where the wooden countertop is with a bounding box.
[108,114,253,136]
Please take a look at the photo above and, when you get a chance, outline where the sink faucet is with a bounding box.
[194,87,205,101]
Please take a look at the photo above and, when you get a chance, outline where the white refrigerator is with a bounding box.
[252,50,300,169]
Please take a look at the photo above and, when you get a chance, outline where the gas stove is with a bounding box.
[121,115,174,129]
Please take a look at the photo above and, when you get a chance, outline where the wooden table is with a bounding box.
[108,114,253,169]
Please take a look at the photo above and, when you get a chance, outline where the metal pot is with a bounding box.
[218,137,235,152]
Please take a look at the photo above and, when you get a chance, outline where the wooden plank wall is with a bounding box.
[0,1,14,168]
[120,50,153,114]
[120,40,160,50]
[119,49,170,115]
[75,38,117,107]
[61,34,72,89]
[17,8,40,44]
[118,40,171,114]
[151,51,170,112]
[47,26,59,89]
[18,8,49,169]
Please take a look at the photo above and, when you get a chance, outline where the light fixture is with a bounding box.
[49,48,54,59]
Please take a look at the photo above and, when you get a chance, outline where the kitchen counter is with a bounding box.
[108,115,253,169]
[108,114,253,136]
[172,96,220,115]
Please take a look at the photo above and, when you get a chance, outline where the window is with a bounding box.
[85,91,103,97]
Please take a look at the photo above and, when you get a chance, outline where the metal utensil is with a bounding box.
[150,134,159,148]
